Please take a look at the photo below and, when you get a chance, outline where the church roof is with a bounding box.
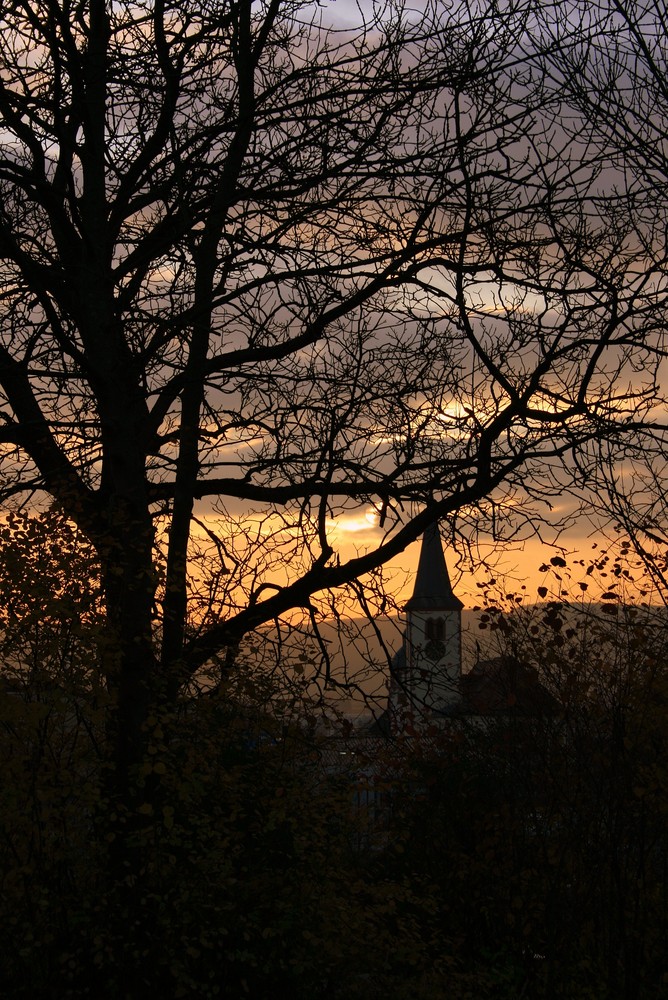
[404,521,463,612]
[461,657,560,716]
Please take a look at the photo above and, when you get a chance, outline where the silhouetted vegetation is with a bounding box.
[0,518,667,998]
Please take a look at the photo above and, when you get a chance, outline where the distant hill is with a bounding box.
[238,600,668,720]
[239,609,492,719]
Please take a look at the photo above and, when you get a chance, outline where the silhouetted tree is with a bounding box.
[0,0,665,819]
[532,0,668,567]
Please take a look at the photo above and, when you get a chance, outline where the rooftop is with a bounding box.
[404,521,463,612]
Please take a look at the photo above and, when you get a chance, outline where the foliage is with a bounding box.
[1,520,668,998]
[390,538,668,999]
[0,511,459,999]
[0,663,460,998]
[0,509,104,686]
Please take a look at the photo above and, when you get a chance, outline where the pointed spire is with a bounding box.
[404,521,463,611]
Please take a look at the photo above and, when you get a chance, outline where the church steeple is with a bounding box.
[405,521,463,613]
[389,521,463,731]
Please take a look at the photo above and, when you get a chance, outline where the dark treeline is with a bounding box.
[0,516,666,998]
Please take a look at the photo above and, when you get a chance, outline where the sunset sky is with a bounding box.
[324,513,603,608]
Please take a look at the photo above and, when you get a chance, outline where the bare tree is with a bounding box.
[0,0,664,804]
[529,0,668,575]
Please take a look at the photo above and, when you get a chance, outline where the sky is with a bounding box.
[5,0,666,624]
[327,515,609,609]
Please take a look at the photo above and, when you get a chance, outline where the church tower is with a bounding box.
[389,522,463,731]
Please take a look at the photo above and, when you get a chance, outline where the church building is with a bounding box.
[383,522,558,736]
[388,522,464,732]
